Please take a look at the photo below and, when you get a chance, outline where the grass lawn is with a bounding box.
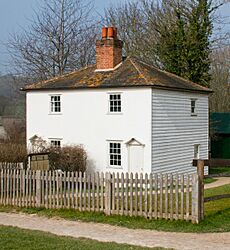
[204,177,217,184]
[0,184,229,233]
[0,225,167,250]
[209,166,230,175]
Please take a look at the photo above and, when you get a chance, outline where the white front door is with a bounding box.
[128,145,144,174]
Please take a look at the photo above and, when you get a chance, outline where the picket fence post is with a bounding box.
[36,170,41,207]
[105,172,112,215]
[192,173,199,224]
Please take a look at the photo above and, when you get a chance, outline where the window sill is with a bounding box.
[107,166,123,170]
[107,112,123,115]
[49,113,62,115]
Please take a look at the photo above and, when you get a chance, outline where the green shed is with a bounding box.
[211,113,230,159]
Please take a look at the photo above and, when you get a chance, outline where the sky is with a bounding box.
[0,0,229,74]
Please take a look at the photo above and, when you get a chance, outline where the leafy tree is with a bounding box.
[148,0,215,86]
[154,3,187,77]
[185,0,213,86]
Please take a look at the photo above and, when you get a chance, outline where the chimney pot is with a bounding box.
[102,27,107,39]
[107,27,114,38]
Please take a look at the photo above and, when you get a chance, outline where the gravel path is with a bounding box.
[204,177,230,189]
[0,212,230,250]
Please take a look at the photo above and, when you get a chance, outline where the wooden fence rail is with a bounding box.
[0,169,201,223]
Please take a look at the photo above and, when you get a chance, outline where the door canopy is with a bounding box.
[125,138,145,147]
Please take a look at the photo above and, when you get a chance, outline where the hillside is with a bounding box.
[0,74,26,118]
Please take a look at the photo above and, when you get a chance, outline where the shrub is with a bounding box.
[0,143,27,168]
[48,145,87,172]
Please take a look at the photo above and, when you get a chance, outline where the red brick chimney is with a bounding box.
[96,27,123,71]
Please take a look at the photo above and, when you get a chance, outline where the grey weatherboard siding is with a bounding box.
[151,89,209,174]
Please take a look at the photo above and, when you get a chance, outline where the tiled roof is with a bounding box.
[22,57,212,93]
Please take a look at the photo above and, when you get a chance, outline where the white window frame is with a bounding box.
[108,93,122,114]
[191,99,197,116]
[50,95,61,114]
[194,144,200,159]
[108,141,122,168]
[49,138,62,148]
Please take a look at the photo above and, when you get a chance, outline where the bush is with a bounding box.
[48,145,87,172]
[0,143,27,166]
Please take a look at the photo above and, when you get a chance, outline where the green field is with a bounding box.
[204,177,217,184]
[209,166,230,175]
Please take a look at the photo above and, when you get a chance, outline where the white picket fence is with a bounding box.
[0,162,24,169]
[0,169,201,223]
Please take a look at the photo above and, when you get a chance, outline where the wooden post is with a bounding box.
[36,170,41,207]
[197,160,204,220]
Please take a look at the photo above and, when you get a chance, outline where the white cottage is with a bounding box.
[23,27,211,174]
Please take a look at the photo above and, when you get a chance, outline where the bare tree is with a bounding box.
[105,0,229,67]
[8,0,99,81]
[209,46,230,112]
[104,1,159,64]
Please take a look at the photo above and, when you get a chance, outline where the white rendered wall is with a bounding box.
[27,88,152,173]
[151,89,209,174]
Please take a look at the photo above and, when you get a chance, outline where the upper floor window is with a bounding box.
[50,95,61,113]
[109,142,121,167]
[191,99,197,116]
[109,94,121,113]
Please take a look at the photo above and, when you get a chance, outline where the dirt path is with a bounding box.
[204,177,230,189]
[0,213,230,250]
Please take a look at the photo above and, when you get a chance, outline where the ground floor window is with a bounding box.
[109,142,121,167]
[194,144,200,159]
[50,139,62,148]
